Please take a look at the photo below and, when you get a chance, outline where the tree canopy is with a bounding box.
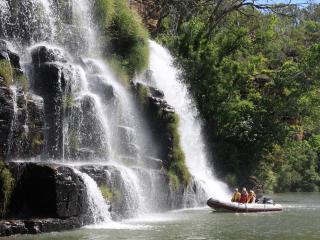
[153,1,320,192]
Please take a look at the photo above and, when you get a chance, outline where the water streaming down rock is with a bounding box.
[0,0,10,38]
[0,0,230,229]
[5,86,17,157]
[147,40,230,201]
[73,168,111,224]
[0,0,167,222]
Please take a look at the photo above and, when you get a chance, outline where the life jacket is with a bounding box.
[239,193,248,203]
[247,193,256,203]
[231,192,241,202]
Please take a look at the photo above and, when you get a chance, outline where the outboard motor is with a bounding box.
[262,197,274,204]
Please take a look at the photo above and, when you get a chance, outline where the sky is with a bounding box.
[258,0,320,4]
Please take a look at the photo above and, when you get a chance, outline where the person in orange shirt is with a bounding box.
[247,190,256,203]
[231,188,241,202]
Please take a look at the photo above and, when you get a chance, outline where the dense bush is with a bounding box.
[94,0,149,78]
[0,161,14,218]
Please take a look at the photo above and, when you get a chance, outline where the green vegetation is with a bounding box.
[166,113,191,186]
[134,83,191,187]
[99,184,122,202]
[94,0,149,79]
[0,60,13,86]
[31,132,44,153]
[135,83,150,108]
[154,2,320,192]
[168,171,180,191]
[13,70,29,92]
[0,161,15,218]
[62,95,74,110]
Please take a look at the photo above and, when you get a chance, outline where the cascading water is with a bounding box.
[73,168,111,223]
[147,40,230,201]
[6,86,17,157]
[1,0,230,228]
[0,0,10,38]
[1,0,165,222]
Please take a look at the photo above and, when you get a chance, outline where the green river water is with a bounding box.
[8,193,320,240]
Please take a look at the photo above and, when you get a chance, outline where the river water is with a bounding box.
[9,193,320,240]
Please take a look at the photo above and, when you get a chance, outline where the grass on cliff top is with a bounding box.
[0,60,13,86]
[94,0,149,79]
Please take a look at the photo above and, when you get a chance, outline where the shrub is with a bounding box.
[0,161,15,218]
[167,113,191,186]
[14,72,29,92]
[0,60,13,86]
[94,0,149,78]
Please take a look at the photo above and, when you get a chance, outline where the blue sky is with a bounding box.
[258,0,320,4]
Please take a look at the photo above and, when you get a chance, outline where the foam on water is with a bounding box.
[84,222,153,230]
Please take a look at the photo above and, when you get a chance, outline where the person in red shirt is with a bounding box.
[239,187,248,203]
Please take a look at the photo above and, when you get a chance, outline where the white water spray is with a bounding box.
[6,86,18,156]
[73,169,111,223]
[148,40,230,200]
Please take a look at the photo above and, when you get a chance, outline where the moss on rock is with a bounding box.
[94,0,149,79]
[166,113,191,186]
[133,82,191,187]
[13,70,29,92]
[0,60,13,86]
[0,161,15,218]
[99,184,122,203]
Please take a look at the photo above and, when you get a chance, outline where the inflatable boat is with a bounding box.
[207,198,282,212]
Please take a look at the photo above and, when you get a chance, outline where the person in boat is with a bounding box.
[239,187,248,203]
[231,188,241,202]
[247,190,256,203]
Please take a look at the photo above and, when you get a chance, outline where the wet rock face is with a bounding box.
[133,82,176,169]
[0,41,44,160]
[8,90,45,159]
[63,94,108,160]
[0,40,21,69]
[0,162,93,236]
[8,162,89,219]
[0,77,14,159]
[55,166,89,218]
[1,0,53,45]
[31,46,67,64]
[31,46,68,159]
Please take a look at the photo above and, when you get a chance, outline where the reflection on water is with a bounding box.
[12,193,320,240]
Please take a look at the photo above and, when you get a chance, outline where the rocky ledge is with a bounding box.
[0,162,91,236]
[0,216,88,236]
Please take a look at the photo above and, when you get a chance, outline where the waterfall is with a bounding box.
[0,0,231,227]
[0,0,10,38]
[73,168,111,223]
[6,86,18,157]
[148,40,230,200]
